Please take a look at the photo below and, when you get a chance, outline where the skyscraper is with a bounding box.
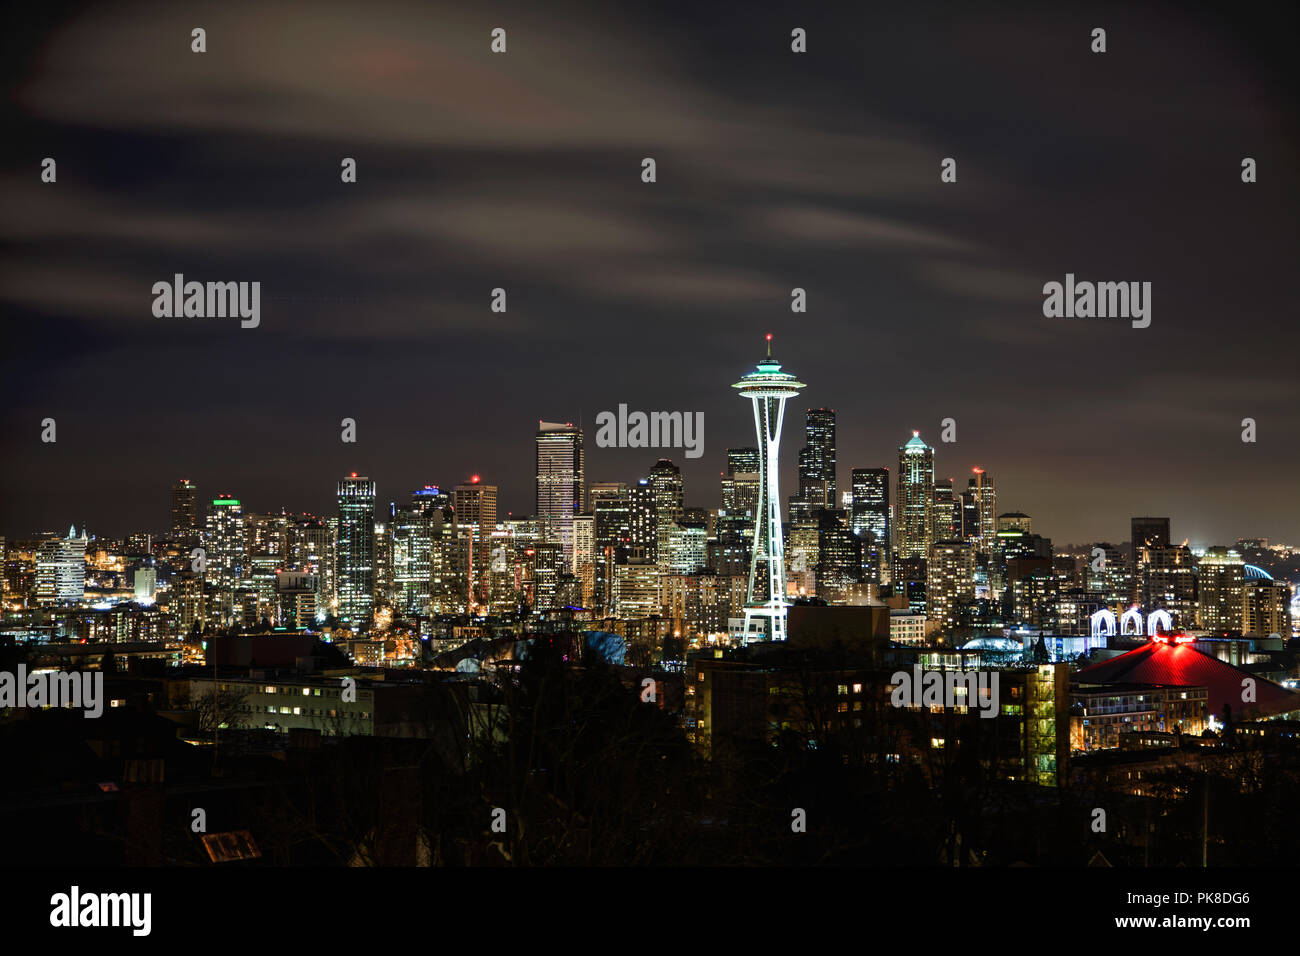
[928,539,974,633]
[931,477,959,542]
[205,496,247,591]
[850,468,889,540]
[34,526,87,605]
[336,474,376,630]
[850,467,890,584]
[1242,570,1291,637]
[895,432,934,562]
[1138,543,1197,627]
[790,408,836,522]
[1197,546,1244,632]
[1131,516,1171,562]
[732,336,804,642]
[454,476,497,614]
[171,479,198,543]
[535,422,584,563]
[390,486,448,617]
[647,459,684,568]
[969,468,997,554]
[628,478,658,561]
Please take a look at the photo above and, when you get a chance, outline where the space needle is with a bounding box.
[732,334,805,643]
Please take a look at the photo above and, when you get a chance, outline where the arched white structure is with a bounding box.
[1146,609,1172,637]
[1120,607,1144,636]
[1090,608,1117,640]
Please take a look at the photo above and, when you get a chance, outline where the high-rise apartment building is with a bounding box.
[1138,544,1197,628]
[928,539,974,633]
[204,496,247,592]
[1197,546,1245,632]
[1242,569,1290,637]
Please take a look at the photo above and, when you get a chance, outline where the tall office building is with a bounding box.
[895,432,935,561]
[390,486,448,617]
[587,481,627,512]
[998,512,1033,534]
[453,477,497,534]
[571,513,595,577]
[592,487,631,615]
[336,474,376,630]
[1085,542,1133,607]
[969,468,997,554]
[453,476,498,614]
[535,422,584,563]
[732,336,804,642]
[1197,547,1244,632]
[931,478,960,542]
[1138,543,1197,627]
[850,468,889,542]
[1131,517,1171,561]
[719,447,761,566]
[816,510,861,603]
[647,459,684,568]
[34,526,87,605]
[789,408,836,522]
[171,479,198,543]
[850,467,889,585]
[288,516,333,617]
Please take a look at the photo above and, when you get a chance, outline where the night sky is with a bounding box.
[2,0,1296,546]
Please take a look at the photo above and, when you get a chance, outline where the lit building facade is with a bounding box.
[336,475,376,630]
[894,432,934,562]
[535,422,584,563]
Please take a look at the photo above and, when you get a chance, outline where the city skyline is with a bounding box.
[4,0,1300,895]
[1,424,1293,556]
[2,387,1291,552]
[2,2,1297,546]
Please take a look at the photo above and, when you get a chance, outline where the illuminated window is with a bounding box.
[931,737,945,749]
[837,684,848,695]
[852,683,862,694]
[837,702,848,713]
[293,707,302,715]
[279,706,290,714]
[302,688,311,696]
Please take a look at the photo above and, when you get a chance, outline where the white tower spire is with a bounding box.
[732,335,805,643]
